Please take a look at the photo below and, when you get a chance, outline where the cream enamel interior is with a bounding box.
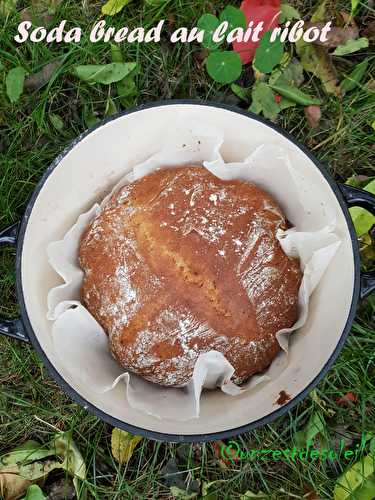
[21,104,355,436]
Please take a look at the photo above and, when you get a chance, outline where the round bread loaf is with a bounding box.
[79,166,302,387]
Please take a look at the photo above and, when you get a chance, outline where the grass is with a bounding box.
[0,0,375,498]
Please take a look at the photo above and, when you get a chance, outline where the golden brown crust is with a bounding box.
[79,166,302,387]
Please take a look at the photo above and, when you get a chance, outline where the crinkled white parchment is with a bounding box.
[46,121,341,421]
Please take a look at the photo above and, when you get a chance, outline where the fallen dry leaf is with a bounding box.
[194,48,209,65]
[304,105,322,128]
[20,7,53,24]
[311,23,358,48]
[296,1,342,97]
[303,484,320,499]
[0,465,32,500]
[25,61,62,91]
[211,440,240,469]
[20,0,62,24]
[31,0,62,11]
[111,429,142,465]
[336,392,358,406]
[296,41,342,97]
[363,20,375,40]
[0,460,61,500]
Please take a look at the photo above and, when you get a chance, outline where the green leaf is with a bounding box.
[230,83,250,102]
[270,58,304,87]
[22,484,46,500]
[111,428,142,465]
[334,455,375,500]
[170,486,198,499]
[6,66,27,103]
[349,179,375,236]
[18,460,62,481]
[341,58,369,93]
[254,30,284,74]
[83,104,99,129]
[351,477,375,500]
[105,96,117,116]
[0,441,55,467]
[102,0,133,15]
[333,37,369,56]
[279,97,296,110]
[280,4,301,23]
[197,13,222,51]
[250,83,280,121]
[52,432,86,498]
[351,0,360,16]
[269,82,321,105]
[110,45,138,106]
[295,411,326,447]
[219,5,247,33]
[206,51,242,84]
[249,90,263,115]
[305,411,326,442]
[110,43,123,64]
[72,63,137,85]
[49,113,64,132]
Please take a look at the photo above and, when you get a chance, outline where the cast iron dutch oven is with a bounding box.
[1,101,374,442]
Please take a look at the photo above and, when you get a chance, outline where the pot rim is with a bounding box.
[15,99,361,443]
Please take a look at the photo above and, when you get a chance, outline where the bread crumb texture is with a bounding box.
[79,166,302,387]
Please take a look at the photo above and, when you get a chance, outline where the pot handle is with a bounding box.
[0,223,29,342]
[339,183,375,299]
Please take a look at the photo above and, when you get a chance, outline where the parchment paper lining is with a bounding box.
[46,121,341,421]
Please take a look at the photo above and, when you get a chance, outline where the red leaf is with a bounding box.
[304,105,321,129]
[211,440,240,468]
[336,392,358,406]
[233,0,280,65]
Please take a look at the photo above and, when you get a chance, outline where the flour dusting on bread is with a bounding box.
[78,166,302,387]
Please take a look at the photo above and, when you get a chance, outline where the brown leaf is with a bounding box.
[336,392,358,406]
[0,465,32,500]
[363,20,375,40]
[339,11,355,25]
[31,0,62,11]
[211,440,240,469]
[330,424,356,451]
[20,0,62,24]
[309,11,358,48]
[311,23,358,48]
[304,105,322,128]
[195,48,209,62]
[303,485,320,499]
[20,7,54,24]
[25,61,62,91]
[296,41,342,97]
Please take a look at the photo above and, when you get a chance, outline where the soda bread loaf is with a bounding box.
[78,166,302,387]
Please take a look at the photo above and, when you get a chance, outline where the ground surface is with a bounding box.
[0,1,375,499]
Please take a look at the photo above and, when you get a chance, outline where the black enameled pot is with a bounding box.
[1,101,374,442]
